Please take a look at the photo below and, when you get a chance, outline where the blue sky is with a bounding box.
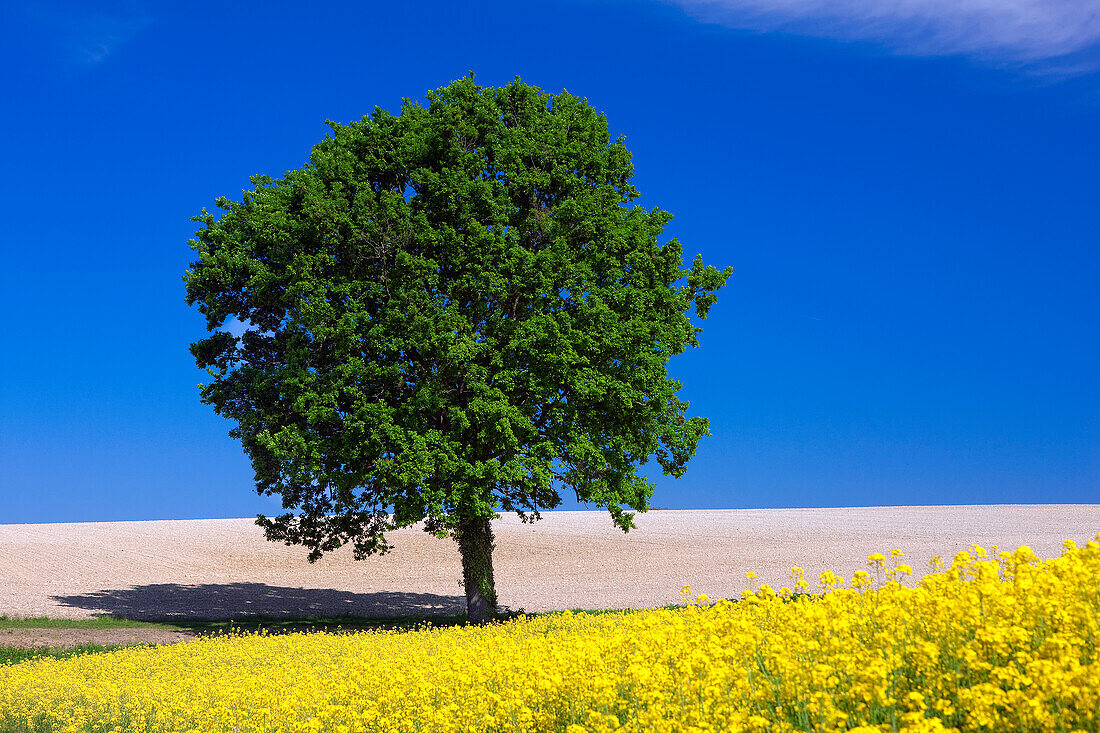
[1,0,1097,523]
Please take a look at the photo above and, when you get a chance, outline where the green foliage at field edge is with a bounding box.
[0,616,179,630]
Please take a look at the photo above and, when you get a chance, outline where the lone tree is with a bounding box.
[185,76,731,623]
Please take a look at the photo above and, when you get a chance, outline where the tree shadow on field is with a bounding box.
[50,583,465,624]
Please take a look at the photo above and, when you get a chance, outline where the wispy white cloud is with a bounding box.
[666,0,1100,70]
[19,1,151,66]
[68,13,149,64]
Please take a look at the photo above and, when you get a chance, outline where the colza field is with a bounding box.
[3,540,1098,733]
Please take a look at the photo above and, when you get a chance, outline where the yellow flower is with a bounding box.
[3,533,1097,733]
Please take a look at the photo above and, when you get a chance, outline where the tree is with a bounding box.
[184,75,731,623]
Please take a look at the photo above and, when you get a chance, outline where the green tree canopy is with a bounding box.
[185,75,731,622]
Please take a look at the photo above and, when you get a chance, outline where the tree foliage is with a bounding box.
[185,75,731,620]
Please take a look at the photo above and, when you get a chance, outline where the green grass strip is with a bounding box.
[0,616,181,630]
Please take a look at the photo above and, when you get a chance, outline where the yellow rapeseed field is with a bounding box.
[2,536,1098,733]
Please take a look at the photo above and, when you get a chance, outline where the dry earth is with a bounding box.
[0,627,194,648]
[1,506,1097,645]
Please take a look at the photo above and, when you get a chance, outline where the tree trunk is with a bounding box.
[456,514,497,624]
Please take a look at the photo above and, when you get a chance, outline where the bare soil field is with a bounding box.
[2,506,1097,631]
[0,626,194,649]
